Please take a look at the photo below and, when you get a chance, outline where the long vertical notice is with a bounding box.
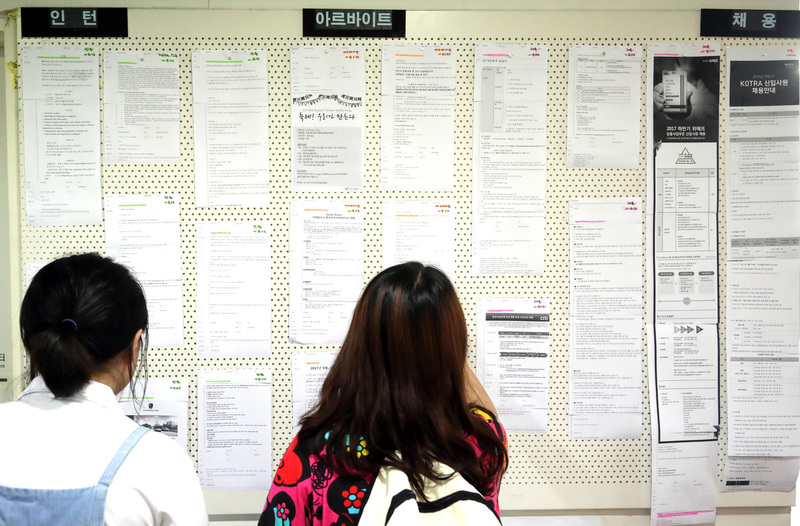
[647,43,721,526]
[472,44,547,276]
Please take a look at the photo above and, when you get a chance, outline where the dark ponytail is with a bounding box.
[20,253,149,398]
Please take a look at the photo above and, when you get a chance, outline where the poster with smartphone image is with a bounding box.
[646,43,721,526]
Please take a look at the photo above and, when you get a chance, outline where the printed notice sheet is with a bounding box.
[198,369,272,490]
[569,198,643,439]
[119,378,189,451]
[725,47,800,463]
[289,200,363,344]
[381,45,456,191]
[566,45,642,169]
[291,47,364,192]
[382,201,455,280]
[196,222,270,357]
[649,44,721,325]
[104,194,183,347]
[22,46,102,226]
[472,44,547,276]
[103,51,180,163]
[723,456,800,492]
[726,47,799,261]
[477,298,550,433]
[193,49,269,206]
[646,43,721,526]
[727,259,800,456]
[292,352,336,434]
[650,441,718,526]
[654,323,719,442]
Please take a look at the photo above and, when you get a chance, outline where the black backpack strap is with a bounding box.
[385,489,501,525]
[385,489,415,524]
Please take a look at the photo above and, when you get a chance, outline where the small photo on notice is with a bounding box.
[127,414,180,440]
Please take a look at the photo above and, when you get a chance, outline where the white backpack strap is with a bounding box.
[360,462,502,526]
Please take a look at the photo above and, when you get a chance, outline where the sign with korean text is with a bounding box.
[701,9,800,38]
[303,9,405,38]
[21,8,128,37]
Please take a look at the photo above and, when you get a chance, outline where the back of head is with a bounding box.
[20,253,148,398]
[300,262,504,496]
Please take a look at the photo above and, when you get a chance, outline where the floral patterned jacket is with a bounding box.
[258,409,506,526]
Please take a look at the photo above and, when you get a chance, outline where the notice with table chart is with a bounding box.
[118,378,189,451]
[726,259,800,457]
[193,49,269,207]
[382,201,455,280]
[291,47,364,192]
[381,45,456,191]
[566,45,642,169]
[22,46,102,226]
[198,369,272,490]
[104,194,183,347]
[569,198,643,440]
[103,51,180,163]
[292,352,336,434]
[472,44,547,276]
[649,44,720,325]
[196,222,270,357]
[726,47,799,261]
[646,44,721,526]
[654,323,719,442]
[477,298,550,433]
[289,200,363,345]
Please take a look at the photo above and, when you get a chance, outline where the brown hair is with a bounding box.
[298,262,507,498]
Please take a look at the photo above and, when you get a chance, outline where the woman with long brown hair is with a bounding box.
[259,261,507,526]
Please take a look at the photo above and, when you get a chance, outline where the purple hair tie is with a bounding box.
[62,318,78,331]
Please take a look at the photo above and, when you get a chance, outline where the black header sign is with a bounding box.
[303,9,405,38]
[701,9,800,38]
[21,8,128,38]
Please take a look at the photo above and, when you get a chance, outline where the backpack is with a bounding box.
[359,461,502,525]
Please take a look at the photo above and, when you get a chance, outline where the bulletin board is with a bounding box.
[5,8,799,524]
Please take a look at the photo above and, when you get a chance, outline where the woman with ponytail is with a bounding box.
[0,253,207,526]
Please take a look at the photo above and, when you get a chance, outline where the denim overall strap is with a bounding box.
[98,426,151,486]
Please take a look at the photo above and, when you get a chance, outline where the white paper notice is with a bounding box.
[569,198,643,440]
[726,47,799,261]
[198,369,272,490]
[118,378,189,451]
[381,45,456,191]
[22,46,102,226]
[646,44,722,526]
[193,49,270,207]
[382,201,455,280]
[654,323,719,442]
[567,45,642,169]
[723,456,800,492]
[104,194,183,347]
[289,200,363,345]
[291,47,364,192]
[653,142,719,323]
[649,45,721,325]
[472,44,547,276]
[727,259,800,456]
[651,441,718,526]
[196,222,270,357]
[103,51,180,163]
[477,298,550,433]
[291,352,336,434]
